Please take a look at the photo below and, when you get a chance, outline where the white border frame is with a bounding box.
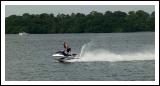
[1,1,159,85]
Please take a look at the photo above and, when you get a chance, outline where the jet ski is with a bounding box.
[52,51,78,63]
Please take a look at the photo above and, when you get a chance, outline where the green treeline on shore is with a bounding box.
[5,10,155,34]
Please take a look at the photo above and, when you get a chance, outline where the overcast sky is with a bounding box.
[5,5,155,17]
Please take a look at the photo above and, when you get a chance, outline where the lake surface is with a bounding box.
[5,32,155,81]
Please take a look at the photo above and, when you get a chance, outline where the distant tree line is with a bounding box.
[5,10,155,34]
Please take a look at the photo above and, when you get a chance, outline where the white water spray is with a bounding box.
[75,41,155,62]
[79,41,94,57]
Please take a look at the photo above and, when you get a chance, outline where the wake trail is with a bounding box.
[74,41,155,62]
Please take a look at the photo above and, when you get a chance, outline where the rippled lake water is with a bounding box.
[5,32,155,81]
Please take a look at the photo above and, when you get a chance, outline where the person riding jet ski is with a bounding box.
[63,42,71,56]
